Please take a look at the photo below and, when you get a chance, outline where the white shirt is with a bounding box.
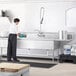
[9,23,19,34]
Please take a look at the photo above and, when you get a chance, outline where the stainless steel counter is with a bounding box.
[0,37,72,60]
[0,37,72,41]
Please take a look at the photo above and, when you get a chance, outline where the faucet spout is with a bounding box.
[34,29,45,37]
[37,31,45,37]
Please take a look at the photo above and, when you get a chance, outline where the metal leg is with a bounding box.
[0,47,2,61]
[21,74,23,76]
[53,49,54,62]
[57,49,59,62]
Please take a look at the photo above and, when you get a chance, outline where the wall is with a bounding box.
[0,3,26,32]
[0,1,76,33]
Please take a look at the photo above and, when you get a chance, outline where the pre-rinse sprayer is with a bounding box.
[40,7,45,32]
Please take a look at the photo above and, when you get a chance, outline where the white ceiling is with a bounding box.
[25,0,76,1]
[0,0,76,3]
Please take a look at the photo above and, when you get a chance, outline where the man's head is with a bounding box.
[14,18,20,25]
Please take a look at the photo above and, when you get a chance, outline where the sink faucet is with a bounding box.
[34,29,45,37]
[37,32,45,37]
[34,7,45,37]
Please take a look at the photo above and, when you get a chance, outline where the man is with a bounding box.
[7,18,20,62]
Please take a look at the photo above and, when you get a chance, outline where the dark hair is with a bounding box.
[14,18,20,23]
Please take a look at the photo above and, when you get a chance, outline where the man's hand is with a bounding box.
[17,33,20,36]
